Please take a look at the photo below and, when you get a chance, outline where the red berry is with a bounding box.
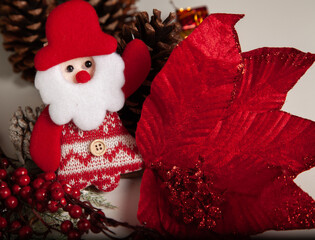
[1,158,9,168]
[60,220,73,233]
[27,197,33,205]
[59,180,66,185]
[20,186,31,199]
[69,205,82,218]
[12,184,21,195]
[77,219,90,233]
[44,172,56,181]
[50,181,62,190]
[63,185,72,195]
[0,187,11,199]
[51,188,64,200]
[64,203,73,212]
[67,229,81,240]
[0,217,7,229]
[59,197,67,207]
[5,196,18,209]
[71,188,80,199]
[96,210,105,219]
[18,225,32,239]
[90,225,101,233]
[17,175,31,186]
[35,188,47,202]
[32,178,45,189]
[47,200,59,213]
[14,167,28,177]
[0,181,7,188]
[35,202,45,212]
[41,181,52,189]
[10,220,21,232]
[0,169,7,180]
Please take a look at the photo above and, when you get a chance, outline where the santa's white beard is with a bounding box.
[35,53,125,131]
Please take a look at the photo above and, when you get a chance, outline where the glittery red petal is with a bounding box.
[201,111,315,234]
[136,13,244,168]
[228,48,315,114]
[214,176,315,234]
[202,111,315,181]
[137,169,164,232]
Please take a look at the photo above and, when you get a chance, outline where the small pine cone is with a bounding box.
[0,0,57,82]
[87,0,137,37]
[117,9,182,135]
[9,105,45,163]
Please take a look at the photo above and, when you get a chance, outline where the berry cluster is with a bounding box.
[0,158,35,239]
[0,157,164,240]
[0,158,95,240]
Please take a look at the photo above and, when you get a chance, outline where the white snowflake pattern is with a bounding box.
[110,176,116,183]
[101,175,108,180]
[78,130,84,137]
[69,179,75,185]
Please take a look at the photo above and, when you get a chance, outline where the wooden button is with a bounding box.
[89,139,106,156]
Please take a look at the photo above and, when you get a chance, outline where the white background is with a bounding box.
[0,0,314,238]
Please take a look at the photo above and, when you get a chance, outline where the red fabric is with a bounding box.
[122,39,151,99]
[57,112,143,192]
[136,13,315,236]
[30,106,63,172]
[34,0,117,71]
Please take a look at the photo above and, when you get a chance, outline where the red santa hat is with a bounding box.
[34,0,117,71]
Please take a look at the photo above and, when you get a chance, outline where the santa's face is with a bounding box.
[35,53,125,131]
[60,57,95,83]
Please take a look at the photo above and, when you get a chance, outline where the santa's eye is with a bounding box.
[85,61,92,68]
[66,65,74,72]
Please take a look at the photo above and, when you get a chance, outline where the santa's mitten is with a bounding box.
[122,39,151,98]
[30,106,63,172]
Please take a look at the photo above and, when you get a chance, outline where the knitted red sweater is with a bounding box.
[57,112,143,191]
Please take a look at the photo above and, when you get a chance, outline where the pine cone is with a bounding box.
[9,105,45,163]
[87,0,137,37]
[117,9,182,136]
[0,0,57,82]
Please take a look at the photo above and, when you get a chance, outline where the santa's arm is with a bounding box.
[30,106,63,172]
[122,39,151,99]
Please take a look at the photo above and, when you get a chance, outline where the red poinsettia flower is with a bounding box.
[136,14,315,238]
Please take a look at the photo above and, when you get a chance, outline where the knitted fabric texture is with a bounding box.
[57,111,143,192]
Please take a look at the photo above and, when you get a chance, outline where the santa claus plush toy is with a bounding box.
[30,0,151,192]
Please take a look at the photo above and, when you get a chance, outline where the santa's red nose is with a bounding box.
[76,71,91,83]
